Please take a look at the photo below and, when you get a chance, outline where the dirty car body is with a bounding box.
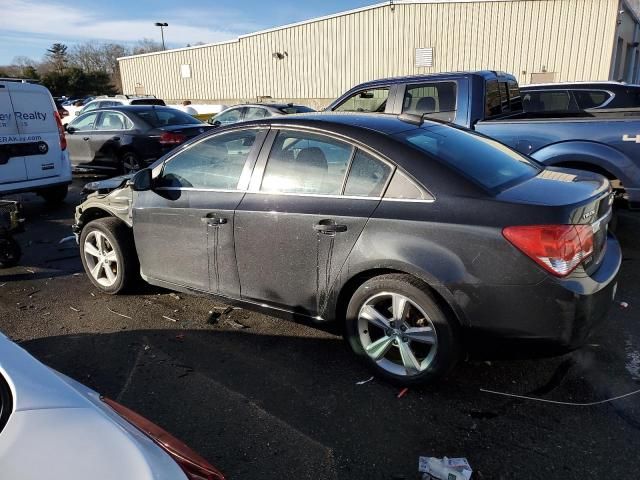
[74,113,621,382]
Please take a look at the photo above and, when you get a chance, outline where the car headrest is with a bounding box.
[415,97,436,113]
[295,147,328,173]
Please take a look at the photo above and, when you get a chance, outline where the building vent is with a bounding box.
[180,64,192,78]
[416,48,433,68]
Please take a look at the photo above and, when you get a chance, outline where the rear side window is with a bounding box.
[334,87,389,113]
[573,90,610,109]
[508,81,523,111]
[278,105,315,114]
[523,91,573,113]
[402,81,457,121]
[395,125,540,191]
[160,130,257,190]
[261,130,353,195]
[135,109,201,127]
[384,169,434,201]
[7,89,56,134]
[344,150,392,197]
[485,80,502,117]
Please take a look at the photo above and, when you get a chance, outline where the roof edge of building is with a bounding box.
[117,0,524,62]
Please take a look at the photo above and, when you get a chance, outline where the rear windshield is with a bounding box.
[130,98,166,106]
[134,109,202,127]
[395,125,541,191]
[278,105,315,114]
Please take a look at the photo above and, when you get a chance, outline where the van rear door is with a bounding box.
[8,83,63,181]
[0,83,28,185]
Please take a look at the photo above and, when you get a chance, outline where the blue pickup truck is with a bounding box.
[327,71,640,209]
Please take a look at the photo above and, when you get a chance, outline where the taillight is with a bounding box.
[159,132,187,145]
[102,397,225,480]
[54,111,67,151]
[503,224,594,277]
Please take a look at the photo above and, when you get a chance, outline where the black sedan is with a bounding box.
[73,113,621,386]
[65,105,212,173]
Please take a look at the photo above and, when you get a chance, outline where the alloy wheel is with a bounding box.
[358,292,438,376]
[83,230,119,287]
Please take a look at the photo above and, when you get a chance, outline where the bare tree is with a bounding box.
[131,38,163,55]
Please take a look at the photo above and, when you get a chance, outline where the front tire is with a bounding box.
[40,184,68,204]
[79,217,140,294]
[121,151,142,174]
[345,274,460,386]
[0,236,21,268]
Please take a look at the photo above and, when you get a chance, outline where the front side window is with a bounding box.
[159,130,258,189]
[402,82,457,121]
[395,125,540,191]
[334,87,389,113]
[344,150,392,197]
[70,112,99,131]
[95,112,129,130]
[261,130,354,195]
[244,107,269,120]
[215,108,244,125]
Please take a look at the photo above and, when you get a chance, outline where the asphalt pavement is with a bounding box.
[1,176,640,479]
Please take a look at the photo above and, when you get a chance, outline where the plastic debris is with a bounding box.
[58,235,76,245]
[162,315,178,323]
[225,318,249,329]
[169,293,181,300]
[356,376,374,385]
[107,307,132,320]
[69,306,80,312]
[397,387,409,398]
[620,301,629,309]
[419,456,472,480]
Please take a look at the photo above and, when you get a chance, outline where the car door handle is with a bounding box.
[202,213,228,225]
[111,137,120,141]
[314,222,347,234]
[83,137,90,141]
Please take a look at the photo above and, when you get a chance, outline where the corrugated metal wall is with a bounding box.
[119,0,620,105]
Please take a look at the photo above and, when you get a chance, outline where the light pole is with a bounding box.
[154,22,168,50]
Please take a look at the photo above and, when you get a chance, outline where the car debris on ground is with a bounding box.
[419,456,472,480]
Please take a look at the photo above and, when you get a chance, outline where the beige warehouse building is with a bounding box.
[119,0,640,108]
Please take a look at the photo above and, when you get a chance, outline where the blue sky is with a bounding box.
[0,0,376,64]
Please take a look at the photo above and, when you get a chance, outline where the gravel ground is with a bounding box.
[1,176,640,479]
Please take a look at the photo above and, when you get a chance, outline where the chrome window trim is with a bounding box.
[381,197,435,204]
[155,186,381,201]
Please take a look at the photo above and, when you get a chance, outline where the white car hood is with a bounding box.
[0,332,187,480]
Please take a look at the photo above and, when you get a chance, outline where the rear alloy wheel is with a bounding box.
[0,236,21,268]
[80,217,139,294]
[121,151,142,174]
[346,274,460,385]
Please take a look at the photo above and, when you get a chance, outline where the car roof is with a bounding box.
[105,105,178,112]
[346,70,516,89]
[521,82,640,90]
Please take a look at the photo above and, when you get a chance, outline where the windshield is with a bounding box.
[134,109,203,127]
[395,125,541,191]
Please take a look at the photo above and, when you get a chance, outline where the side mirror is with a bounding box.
[212,120,221,127]
[130,168,153,191]
[65,125,75,134]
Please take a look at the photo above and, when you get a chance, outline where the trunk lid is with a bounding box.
[157,124,212,139]
[497,167,613,275]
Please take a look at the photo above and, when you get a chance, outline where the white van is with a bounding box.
[0,79,72,203]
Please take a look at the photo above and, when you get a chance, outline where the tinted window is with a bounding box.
[81,102,100,113]
[334,87,389,113]
[485,80,502,117]
[278,105,315,114]
[395,125,540,191]
[135,109,201,127]
[402,81,457,121]
[96,112,129,130]
[215,108,244,125]
[573,90,610,109]
[523,91,572,112]
[99,101,118,108]
[384,169,434,201]
[244,107,269,120]
[499,82,509,112]
[159,130,257,189]
[344,150,392,197]
[130,98,166,106]
[261,130,353,195]
[70,112,99,130]
[508,81,523,111]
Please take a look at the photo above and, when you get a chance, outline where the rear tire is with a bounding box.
[0,236,21,268]
[79,217,140,294]
[40,185,68,204]
[345,274,460,386]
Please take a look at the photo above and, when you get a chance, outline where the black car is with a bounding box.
[521,82,640,113]
[65,105,212,173]
[73,113,620,386]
